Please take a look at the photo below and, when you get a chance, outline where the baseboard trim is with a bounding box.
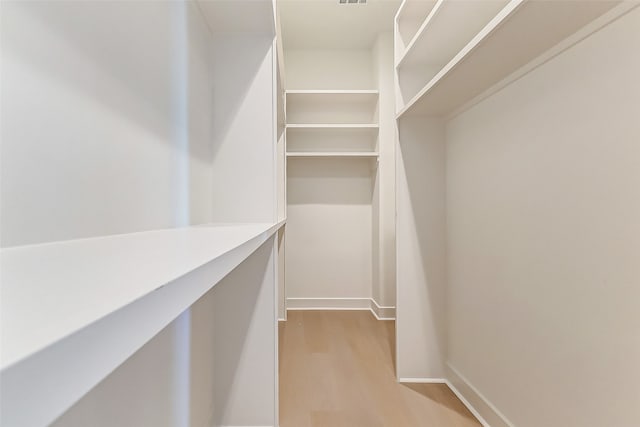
[446,363,514,427]
[398,377,446,384]
[286,297,371,310]
[286,297,396,320]
[370,298,396,320]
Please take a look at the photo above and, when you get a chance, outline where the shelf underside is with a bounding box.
[398,0,622,117]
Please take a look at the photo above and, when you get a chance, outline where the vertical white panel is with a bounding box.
[210,36,276,223]
[213,239,277,427]
[372,32,397,309]
[396,116,446,379]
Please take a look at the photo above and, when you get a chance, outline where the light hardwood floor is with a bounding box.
[279,310,482,427]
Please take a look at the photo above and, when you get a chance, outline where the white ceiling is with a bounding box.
[278,0,401,49]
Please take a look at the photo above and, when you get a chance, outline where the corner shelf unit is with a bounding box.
[285,89,380,156]
[395,0,625,118]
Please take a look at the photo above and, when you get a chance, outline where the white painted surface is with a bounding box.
[397,0,509,69]
[286,152,378,158]
[397,0,621,117]
[1,0,280,425]
[0,0,215,247]
[286,91,379,125]
[395,117,446,379]
[446,7,640,426]
[197,0,275,34]
[278,0,400,49]
[210,34,276,223]
[286,127,378,153]
[286,124,379,129]
[0,223,279,371]
[286,297,372,310]
[284,49,374,90]
[52,238,278,427]
[286,158,373,301]
[0,223,283,427]
[394,0,438,59]
[371,32,397,310]
[211,240,277,427]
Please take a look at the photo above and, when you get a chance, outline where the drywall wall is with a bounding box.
[446,7,640,427]
[284,49,374,90]
[209,34,277,223]
[0,1,214,247]
[395,116,446,379]
[372,32,397,313]
[53,238,277,427]
[286,158,373,305]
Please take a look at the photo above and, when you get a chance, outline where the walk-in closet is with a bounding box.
[1,1,638,426]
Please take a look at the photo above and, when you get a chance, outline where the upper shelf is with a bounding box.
[286,123,379,129]
[286,90,379,125]
[1,223,283,372]
[395,0,438,59]
[396,0,508,69]
[396,0,624,118]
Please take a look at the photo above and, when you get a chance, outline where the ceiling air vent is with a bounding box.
[339,0,367,4]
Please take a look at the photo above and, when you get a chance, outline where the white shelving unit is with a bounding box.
[393,0,633,395]
[1,1,282,426]
[395,0,624,117]
[1,223,283,426]
[394,0,438,62]
[285,33,395,317]
[285,90,380,155]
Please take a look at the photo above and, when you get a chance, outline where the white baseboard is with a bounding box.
[370,298,396,320]
[398,377,446,384]
[445,363,514,427]
[286,297,396,320]
[286,297,371,310]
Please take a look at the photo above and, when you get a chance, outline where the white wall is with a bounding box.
[446,7,640,427]
[286,158,373,303]
[0,1,214,247]
[209,35,276,223]
[284,49,374,90]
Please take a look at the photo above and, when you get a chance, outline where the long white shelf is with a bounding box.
[0,221,284,426]
[286,151,379,158]
[285,89,378,95]
[395,0,438,57]
[397,0,624,118]
[286,123,378,129]
[396,0,508,69]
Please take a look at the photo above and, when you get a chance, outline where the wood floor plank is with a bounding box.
[279,310,482,427]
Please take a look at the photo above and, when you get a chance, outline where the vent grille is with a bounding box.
[339,0,367,4]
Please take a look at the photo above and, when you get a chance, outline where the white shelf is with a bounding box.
[285,90,378,95]
[0,222,284,424]
[286,123,378,129]
[397,0,623,117]
[286,152,379,158]
[285,91,379,124]
[395,0,438,57]
[397,0,509,69]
